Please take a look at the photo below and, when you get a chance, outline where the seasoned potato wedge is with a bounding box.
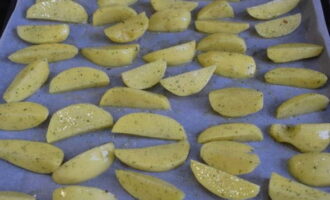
[197,33,246,53]
[264,67,328,89]
[143,41,195,66]
[0,140,64,174]
[98,0,137,7]
[195,20,249,34]
[112,112,186,140]
[197,0,234,20]
[53,186,116,200]
[0,191,35,200]
[117,170,184,200]
[255,13,301,38]
[9,43,78,64]
[3,59,49,102]
[115,140,190,172]
[151,0,198,11]
[93,6,137,26]
[148,9,191,32]
[46,104,113,143]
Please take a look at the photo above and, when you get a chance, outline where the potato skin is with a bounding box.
[53,186,116,200]
[148,9,191,32]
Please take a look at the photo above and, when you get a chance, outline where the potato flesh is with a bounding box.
[53,186,116,200]
[197,0,234,20]
[195,20,249,34]
[98,0,137,7]
[148,9,191,32]
[93,6,137,26]
[197,33,246,53]
[0,191,35,200]
[151,0,198,11]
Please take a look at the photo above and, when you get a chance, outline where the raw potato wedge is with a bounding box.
[52,143,115,184]
[209,88,264,117]
[160,66,216,96]
[17,24,69,44]
[49,67,110,93]
[46,104,113,143]
[276,93,329,119]
[3,59,49,102]
[264,67,328,89]
[53,186,116,200]
[197,0,234,20]
[191,160,260,200]
[98,0,137,7]
[148,9,191,32]
[0,191,35,200]
[116,170,185,200]
[8,43,78,64]
[143,41,195,66]
[195,20,249,34]
[269,124,330,152]
[115,140,190,172]
[151,0,198,11]
[100,87,170,109]
[247,0,300,20]
[112,112,186,140]
[0,102,48,131]
[122,60,167,89]
[198,51,256,78]
[197,33,246,53]
[255,13,301,38]
[81,44,139,67]
[0,140,64,174]
[93,6,137,26]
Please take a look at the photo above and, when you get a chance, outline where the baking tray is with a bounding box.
[0,0,329,199]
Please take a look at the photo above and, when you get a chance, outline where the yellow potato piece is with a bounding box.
[269,123,330,152]
[98,0,137,7]
[3,59,49,102]
[197,33,246,53]
[81,44,139,67]
[143,41,195,66]
[46,104,113,143]
[160,66,216,96]
[93,6,137,26]
[191,160,260,199]
[0,191,35,200]
[276,93,329,119]
[255,13,301,38]
[112,112,186,140]
[151,0,198,11]
[115,140,190,172]
[198,51,256,78]
[53,186,116,200]
[195,20,249,34]
[8,43,78,64]
[0,102,48,131]
[148,9,191,32]
[116,170,185,200]
[264,67,328,89]
[49,67,110,94]
[52,143,115,184]
[0,140,64,174]
[122,60,167,89]
[197,0,234,20]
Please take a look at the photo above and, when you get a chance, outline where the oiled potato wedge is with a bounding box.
[255,13,301,38]
[269,123,330,152]
[264,67,328,89]
[143,41,195,66]
[0,140,64,174]
[197,33,246,53]
[197,0,234,20]
[52,143,115,184]
[198,51,256,78]
[191,160,260,199]
[195,20,249,34]
[116,170,185,200]
[160,66,216,96]
[46,104,113,143]
[81,44,139,67]
[276,93,329,119]
[93,6,137,26]
[9,43,78,64]
[0,191,35,200]
[3,59,49,102]
[49,67,110,94]
[98,0,137,7]
[151,0,198,11]
[0,102,48,131]
[53,186,116,200]
[112,112,186,140]
[148,9,191,32]
[115,140,190,172]
[122,60,167,89]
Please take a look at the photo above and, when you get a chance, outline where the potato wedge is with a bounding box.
[0,191,35,200]
[197,0,234,20]
[116,170,185,200]
[93,6,137,26]
[52,143,115,184]
[98,0,137,7]
[8,43,78,64]
[195,20,249,34]
[151,0,198,11]
[112,112,186,140]
[148,9,191,32]
[198,51,256,78]
[115,140,190,172]
[160,66,216,96]
[209,88,263,117]
[0,102,48,131]
[143,41,195,66]
[49,67,110,94]
[255,13,301,38]
[81,44,139,67]
[0,140,64,174]
[191,160,260,199]
[17,24,69,44]
[3,59,49,102]
[197,33,246,53]
[264,67,328,89]
[46,104,113,143]
[269,124,330,152]
[276,93,329,119]
[122,60,166,89]
[53,186,116,200]
[26,1,87,23]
